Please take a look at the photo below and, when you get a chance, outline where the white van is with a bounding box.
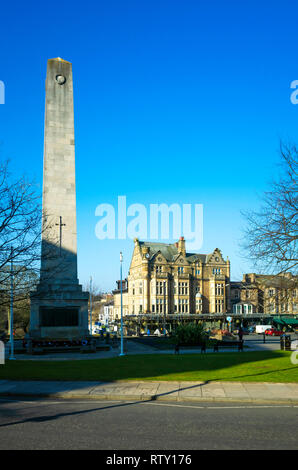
[255,325,272,334]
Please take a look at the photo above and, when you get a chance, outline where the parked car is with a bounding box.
[255,325,272,334]
[264,328,283,336]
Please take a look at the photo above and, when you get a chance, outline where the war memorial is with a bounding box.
[28,58,89,350]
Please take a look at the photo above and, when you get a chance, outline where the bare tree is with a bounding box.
[242,142,298,278]
[83,281,103,300]
[0,159,63,305]
[0,160,43,296]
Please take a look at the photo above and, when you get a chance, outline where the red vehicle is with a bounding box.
[264,328,283,336]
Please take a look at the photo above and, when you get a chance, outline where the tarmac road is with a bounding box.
[0,397,297,450]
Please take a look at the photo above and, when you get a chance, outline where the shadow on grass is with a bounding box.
[0,362,297,429]
[0,350,296,383]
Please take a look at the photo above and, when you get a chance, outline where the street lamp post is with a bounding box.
[163,280,166,336]
[9,247,15,360]
[89,276,93,336]
[119,252,125,356]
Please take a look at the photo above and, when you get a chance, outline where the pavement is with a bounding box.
[0,379,297,404]
[1,335,297,404]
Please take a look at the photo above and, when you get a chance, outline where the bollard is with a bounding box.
[285,335,292,351]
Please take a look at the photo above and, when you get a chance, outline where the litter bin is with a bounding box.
[280,335,285,350]
[284,335,292,351]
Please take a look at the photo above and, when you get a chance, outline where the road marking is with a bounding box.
[141,402,297,410]
[0,398,121,406]
[0,398,297,410]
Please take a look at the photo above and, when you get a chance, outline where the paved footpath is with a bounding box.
[0,380,297,404]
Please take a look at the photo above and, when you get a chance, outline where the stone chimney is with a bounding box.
[178,236,186,256]
[242,273,256,284]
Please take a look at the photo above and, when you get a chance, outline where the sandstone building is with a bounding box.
[230,273,298,315]
[113,237,230,318]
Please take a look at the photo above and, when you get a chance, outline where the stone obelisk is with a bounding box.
[29,58,89,341]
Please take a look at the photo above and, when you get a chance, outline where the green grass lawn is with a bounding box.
[0,351,297,383]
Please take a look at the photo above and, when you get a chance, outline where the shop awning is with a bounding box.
[273,316,298,326]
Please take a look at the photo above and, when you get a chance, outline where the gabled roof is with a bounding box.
[139,241,177,262]
[139,241,213,264]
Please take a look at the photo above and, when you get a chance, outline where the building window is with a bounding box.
[268,289,274,297]
[196,269,200,275]
[215,283,224,296]
[215,299,224,313]
[156,281,165,295]
[233,304,242,314]
[178,299,188,313]
[139,282,143,294]
[243,304,252,314]
[178,282,188,295]
[213,268,221,275]
[196,294,202,312]
[269,303,275,313]
[152,304,155,313]
[178,266,184,274]
[156,298,164,313]
[156,265,162,274]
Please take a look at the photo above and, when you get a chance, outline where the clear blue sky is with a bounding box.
[0,0,297,291]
